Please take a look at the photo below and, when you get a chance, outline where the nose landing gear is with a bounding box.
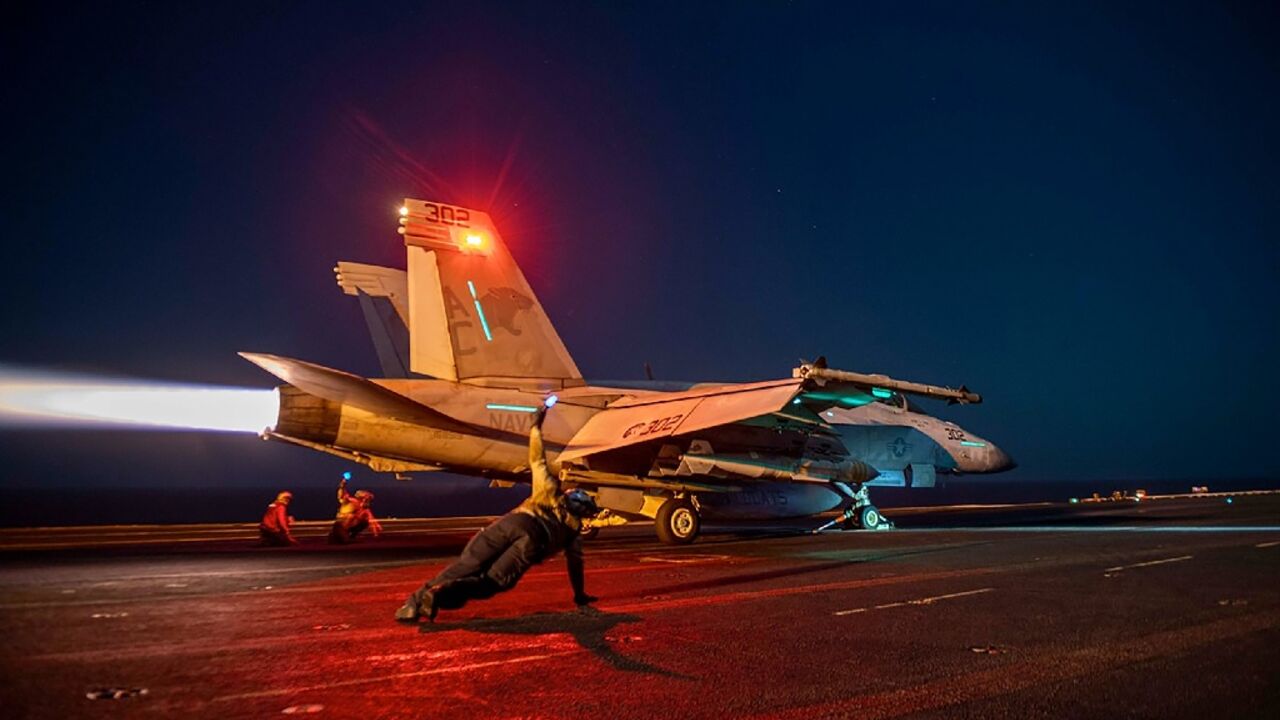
[812,485,894,533]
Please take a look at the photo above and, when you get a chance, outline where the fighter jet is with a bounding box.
[243,198,1013,543]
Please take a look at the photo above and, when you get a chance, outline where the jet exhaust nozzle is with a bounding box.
[271,385,341,445]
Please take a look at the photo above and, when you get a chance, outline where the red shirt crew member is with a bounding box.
[259,491,299,546]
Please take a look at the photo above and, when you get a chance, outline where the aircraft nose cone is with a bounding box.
[958,442,1016,473]
[989,447,1016,472]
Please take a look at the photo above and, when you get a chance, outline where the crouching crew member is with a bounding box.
[328,476,383,544]
[396,401,599,622]
[259,491,299,546]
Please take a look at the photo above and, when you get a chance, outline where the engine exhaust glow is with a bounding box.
[0,367,279,433]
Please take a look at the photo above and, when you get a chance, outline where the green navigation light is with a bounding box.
[485,403,538,413]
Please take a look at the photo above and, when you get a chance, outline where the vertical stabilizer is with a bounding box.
[398,198,582,386]
[334,262,411,378]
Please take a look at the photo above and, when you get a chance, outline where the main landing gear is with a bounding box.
[655,496,700,545]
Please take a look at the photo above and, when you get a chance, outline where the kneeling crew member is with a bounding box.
[396,401,598,622]
[259,491,299,546]
[329,478,382,544]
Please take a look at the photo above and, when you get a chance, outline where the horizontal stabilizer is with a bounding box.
[238,352,475,433]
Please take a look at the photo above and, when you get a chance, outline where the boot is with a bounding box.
[394,587,436,623]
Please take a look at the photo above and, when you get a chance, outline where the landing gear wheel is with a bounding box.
[655,498,700,545]
[859,505,884,530]
[579,523,600,540]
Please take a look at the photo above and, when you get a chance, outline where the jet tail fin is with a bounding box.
[334,262,411,378]
[398,198,582,387]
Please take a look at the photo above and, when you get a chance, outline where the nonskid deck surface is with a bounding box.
[1,496,1277,718]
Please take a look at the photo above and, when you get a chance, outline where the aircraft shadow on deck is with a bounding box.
[633,541,998,597]
[635,559,858,597]
[419,607,690,679]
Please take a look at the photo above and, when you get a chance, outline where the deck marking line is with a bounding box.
[834,587,994,616]
[606,566,1001,615]
[212,650,581,701]
[1104,555,1193,573]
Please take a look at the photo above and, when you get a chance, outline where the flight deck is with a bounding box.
[1,495,1277,718]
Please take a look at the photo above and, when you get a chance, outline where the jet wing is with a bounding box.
[239,352,476,434]
[558,379,801,463]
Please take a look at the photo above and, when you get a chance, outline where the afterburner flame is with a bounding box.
[0,367,278,433]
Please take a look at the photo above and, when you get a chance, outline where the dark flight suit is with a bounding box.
[419,424,586,610]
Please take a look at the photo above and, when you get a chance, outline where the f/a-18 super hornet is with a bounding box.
[242,198,1014,544]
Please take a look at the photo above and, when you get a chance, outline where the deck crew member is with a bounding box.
[395,400,598,622]
[258,491,299,546]
[329,476,383,544]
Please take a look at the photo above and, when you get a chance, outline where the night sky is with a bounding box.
[2,1,1278,499]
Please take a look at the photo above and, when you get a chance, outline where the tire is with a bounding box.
[859,505,883,530]
[579,524,600,541]
[655,498,700,545]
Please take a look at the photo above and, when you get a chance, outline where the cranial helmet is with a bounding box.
[560,489,600,518]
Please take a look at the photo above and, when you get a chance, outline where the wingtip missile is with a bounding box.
[794,363,983,405]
